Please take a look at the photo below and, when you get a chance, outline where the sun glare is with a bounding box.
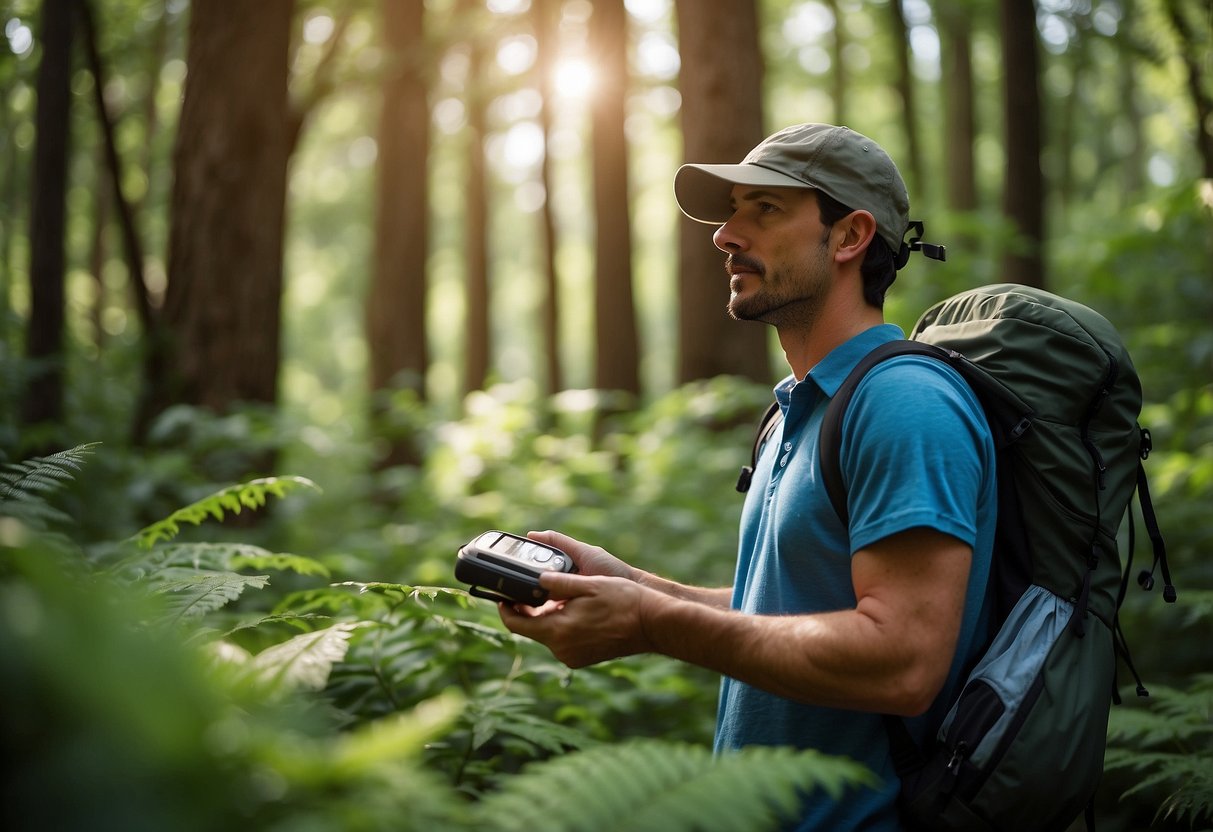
[553,58,595,99]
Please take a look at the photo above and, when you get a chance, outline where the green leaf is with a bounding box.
[250,621,362,691]
[150,569,271,623]
[130,476,320,549]
[0,442,99,502]
[475,740,876,832]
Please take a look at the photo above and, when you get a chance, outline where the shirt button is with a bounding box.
[780,455,789,467]
[783,442,793,451]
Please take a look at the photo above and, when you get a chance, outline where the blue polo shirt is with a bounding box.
[715,324,996,832]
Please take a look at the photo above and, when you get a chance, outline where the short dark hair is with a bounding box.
[814,190,897,308]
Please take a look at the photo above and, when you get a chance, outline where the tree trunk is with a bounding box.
[1055,10,1092,215]
[79,0,151,336]
[534,0,563,396]
[590,0,640,397]
[1163,0,1213,178]
[674,0,770,384]
[999,0,1046,288]
[367,0,430,467]
[148,0,293,429]
[23,0,73,432]
[888,0,923,197]
[460,0,490,398]
[823,0,847,125]
[939,1,978,216]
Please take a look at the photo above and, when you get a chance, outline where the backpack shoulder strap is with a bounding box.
[818,340,957,526]
[737,400,783,493]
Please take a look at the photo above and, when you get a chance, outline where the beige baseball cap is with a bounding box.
[674,123,913,257]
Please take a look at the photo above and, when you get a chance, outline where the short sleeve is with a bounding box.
[840,356,992,554]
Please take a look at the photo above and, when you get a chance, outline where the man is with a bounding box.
[500,124,997,831]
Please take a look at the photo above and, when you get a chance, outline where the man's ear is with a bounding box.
[833,210,877,265]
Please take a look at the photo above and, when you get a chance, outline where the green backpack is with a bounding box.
[739,283,1174,832]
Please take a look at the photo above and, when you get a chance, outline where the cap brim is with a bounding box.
[673,163,813,224]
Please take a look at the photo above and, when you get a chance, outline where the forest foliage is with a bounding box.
[2,0,1212,830]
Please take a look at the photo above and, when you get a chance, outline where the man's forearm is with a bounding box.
[635,570,733,609]
[636,591,931,715]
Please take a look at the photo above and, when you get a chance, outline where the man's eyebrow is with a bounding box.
[728,188,789,207]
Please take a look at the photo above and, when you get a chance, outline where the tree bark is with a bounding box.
[79,0,151,335]
[23,0,73,431]
[146,0,293,429]
[674,0,770,384]
[823,0,848,125]
[367,0,429,467]
[939,0,977,216]
[888,0,923,197]
[999,0,1046,288]
[1163,0,1213,178]
[534,0,563,396]
[460,0,490,399]
[590,0,640,397]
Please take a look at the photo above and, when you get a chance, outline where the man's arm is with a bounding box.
[502,526,969,717]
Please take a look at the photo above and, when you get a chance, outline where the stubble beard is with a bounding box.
[726,244,832,329]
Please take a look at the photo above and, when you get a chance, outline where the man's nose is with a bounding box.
[713,217,747,253]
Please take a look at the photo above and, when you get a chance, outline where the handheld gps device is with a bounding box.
[455,530,577,605]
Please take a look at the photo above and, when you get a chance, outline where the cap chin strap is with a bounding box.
[894,220,947,270]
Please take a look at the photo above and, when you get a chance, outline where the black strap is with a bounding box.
[884,713,926,778]
[737,401,783,493]
[818,340,961,525]
[818,339,1034,526]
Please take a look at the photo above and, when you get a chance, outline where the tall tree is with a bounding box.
[938,0,978,217]
[887,0,924,196]
[22,0,73,432]
[534,0,564,396]
[367,0,430,467]
[79,0,151,343]
[823,0,848,124]
[999,0,1045,288]
[674,0,770,384]
[148,0,294,426]
[589,0,640,396]
[458,0,491,398]
[1162,0,1213,178]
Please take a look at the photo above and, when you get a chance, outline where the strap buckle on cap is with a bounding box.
[895,220,947,270]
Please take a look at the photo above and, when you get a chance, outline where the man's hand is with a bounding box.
[499,570,656,668]
[526,530,642,582]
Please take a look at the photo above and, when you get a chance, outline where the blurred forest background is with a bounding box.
[1,0,1211,830]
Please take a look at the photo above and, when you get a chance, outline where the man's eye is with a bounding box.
[758,201,778,213]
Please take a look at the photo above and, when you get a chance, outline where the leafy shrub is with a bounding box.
[0,441,875,831]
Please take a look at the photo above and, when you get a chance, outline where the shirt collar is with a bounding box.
[805,323,905,398]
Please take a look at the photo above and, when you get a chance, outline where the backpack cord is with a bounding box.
[1133,439,1175,602]
[1110,431,1172,703]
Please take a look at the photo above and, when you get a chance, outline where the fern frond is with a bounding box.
[333,581,469,603]
[112,542,330,585]
[466,694,592,755]
[0,442,99,502]
[0,494,73,531]
[475,739,876,832]
[250,621,363,692]
[1106,673,1213,827]
[231,551,330,578]
[130,476,320,549]
[220,612,334,639]
[150,568,270,623]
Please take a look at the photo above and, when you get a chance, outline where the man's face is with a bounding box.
[712,185,834,327]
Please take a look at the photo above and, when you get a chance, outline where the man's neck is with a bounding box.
[777,295,884,380]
